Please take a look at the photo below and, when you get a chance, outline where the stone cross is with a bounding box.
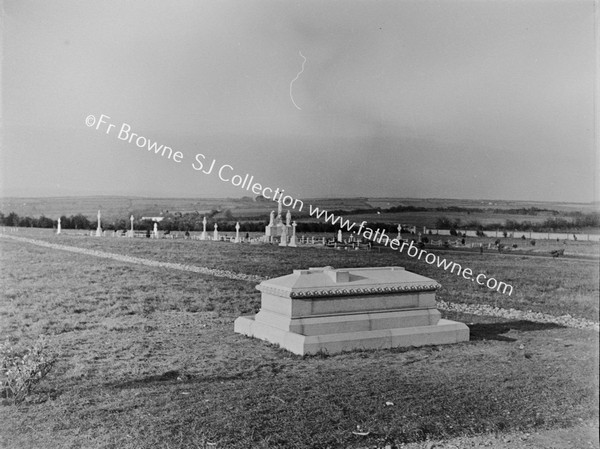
[286,210,292,227]
[213,223,219,241]
[235,222,240,243]
[269,211,275,226]
[289,221,297,247]
[153,223,158,238]
[57,217,61,235]
[337,230,343,242]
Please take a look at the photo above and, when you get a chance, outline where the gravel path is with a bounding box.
[0,234,266,283]
[2,234,598,332]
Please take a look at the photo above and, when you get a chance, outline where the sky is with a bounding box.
[0,0,597,203]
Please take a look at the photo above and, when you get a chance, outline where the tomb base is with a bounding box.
[235,315,468,355]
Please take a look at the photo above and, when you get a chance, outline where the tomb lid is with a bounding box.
[256,266,440,298]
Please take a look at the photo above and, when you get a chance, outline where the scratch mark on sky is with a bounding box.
[289,51,307,110]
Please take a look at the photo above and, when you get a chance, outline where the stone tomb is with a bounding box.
[234,266,469,355]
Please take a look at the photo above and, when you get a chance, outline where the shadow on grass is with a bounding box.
[468,320,565,342]
[107,362,285,390]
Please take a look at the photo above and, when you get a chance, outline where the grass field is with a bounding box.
[0,229,598,448]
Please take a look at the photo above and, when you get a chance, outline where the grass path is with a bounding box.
[2,233,598,332]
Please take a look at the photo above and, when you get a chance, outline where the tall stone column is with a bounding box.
[95,210,102,237]
[200,217,207,240]
[234,222,241,243]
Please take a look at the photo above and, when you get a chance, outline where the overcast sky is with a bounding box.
[1,0,597,203]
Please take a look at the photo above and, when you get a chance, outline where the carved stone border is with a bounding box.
[256,283,441,298]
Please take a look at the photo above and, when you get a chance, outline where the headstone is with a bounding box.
[56,217,61,235]
[213,223,219,241]
[153,223,159,239]
[337,230,343,242]
[234,266,469,355]
[286,210,292,227]
[95,210,102,236]
[201,216,207,240]
[279,223,288,246]
[265,211,275,240]
[129,215,134,237]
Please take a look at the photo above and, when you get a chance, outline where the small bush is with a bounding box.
[0,336,56,405]
[530,240,536,246]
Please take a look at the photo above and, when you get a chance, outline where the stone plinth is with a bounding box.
[234,266,469,355]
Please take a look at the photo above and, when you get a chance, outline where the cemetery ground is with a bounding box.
[0,231,598,448]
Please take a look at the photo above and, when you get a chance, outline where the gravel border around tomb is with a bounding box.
[437,300,599,332]
[2,234,598,332]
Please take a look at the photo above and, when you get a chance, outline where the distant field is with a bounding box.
[0,229,598,448]
[296,210,558,229]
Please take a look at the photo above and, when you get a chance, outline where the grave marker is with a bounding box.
[235,266,469,355]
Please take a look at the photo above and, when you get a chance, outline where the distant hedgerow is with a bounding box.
[0,336,56,405]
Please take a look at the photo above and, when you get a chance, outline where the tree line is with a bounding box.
[435,213,600,232]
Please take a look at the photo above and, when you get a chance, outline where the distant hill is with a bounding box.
[0,195,596,221]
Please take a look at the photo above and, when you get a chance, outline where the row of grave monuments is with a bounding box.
[62,211,529,248]
[58,210,425,247]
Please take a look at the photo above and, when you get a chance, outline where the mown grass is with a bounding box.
[0,234,598,448]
